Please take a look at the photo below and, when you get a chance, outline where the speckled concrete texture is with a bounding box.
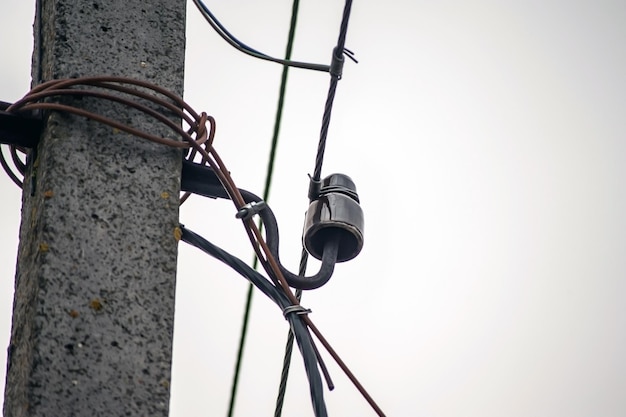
[4,1,185,416]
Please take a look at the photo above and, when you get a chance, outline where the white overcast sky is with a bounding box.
[1,1,626,416]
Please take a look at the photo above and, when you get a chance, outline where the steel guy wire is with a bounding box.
[275,0,359,415]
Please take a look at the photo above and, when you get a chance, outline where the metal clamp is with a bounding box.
[235,201,267,220]
[283,305,312,319]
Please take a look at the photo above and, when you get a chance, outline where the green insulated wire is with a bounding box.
[226,1,301,416]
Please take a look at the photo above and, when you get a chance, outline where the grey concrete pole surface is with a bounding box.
[4,1,186,416]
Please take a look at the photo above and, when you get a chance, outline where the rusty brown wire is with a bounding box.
[2,76,386,417]
[8,78,212,150]
[3,75,215,201]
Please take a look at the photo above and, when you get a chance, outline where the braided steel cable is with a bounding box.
[312,0,353,182]
[0,145,23,187]
[274,283,304,417]
[275,0,362,415]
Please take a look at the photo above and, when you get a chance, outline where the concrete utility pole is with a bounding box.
[4,1,186,416]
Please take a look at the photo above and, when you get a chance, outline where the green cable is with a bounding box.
[226,1,301,416]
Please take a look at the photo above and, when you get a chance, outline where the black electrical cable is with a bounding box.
[179,226,328,417]
[0,145,22,187]
[191,0,330,73]
[274,266,305,417]
[180,161,339,290]
[275,1,355,414]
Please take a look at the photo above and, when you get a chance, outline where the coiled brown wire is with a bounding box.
[0,76,386,417]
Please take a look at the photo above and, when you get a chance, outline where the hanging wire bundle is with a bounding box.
[0,0,389,415]
[0,72,385,416]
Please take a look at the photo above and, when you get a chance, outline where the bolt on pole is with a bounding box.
[4,1,186,416]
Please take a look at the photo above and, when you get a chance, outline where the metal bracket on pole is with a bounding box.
[0,101,42,148]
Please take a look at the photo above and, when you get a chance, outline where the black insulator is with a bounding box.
[180,162,362,290]
[303,173,364,262]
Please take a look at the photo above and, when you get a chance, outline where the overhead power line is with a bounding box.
[226,1,303,416]
[191,0,330,72]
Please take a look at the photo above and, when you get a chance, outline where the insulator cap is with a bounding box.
[303,173,364,262]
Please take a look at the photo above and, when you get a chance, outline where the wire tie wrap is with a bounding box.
[283,305,312,320]
[308,174,322,201]
[235,201,267,220]
[329,46,345,79]
[343,47,358,64]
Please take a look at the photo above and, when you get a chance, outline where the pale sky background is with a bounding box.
[1,1,626,416]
